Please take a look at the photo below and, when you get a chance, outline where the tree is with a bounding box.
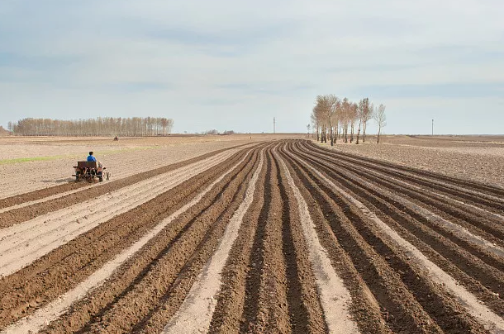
[331,99,340,144]
[306,124,311,138]
[357,97,373,144]
[374,104,387,144]
[316,94,338,146]
[310,107,320,141]
[348,101,358,143]
[352,102,360,144]
[314,97,328,143]
[340,98,351,143]
[362,101,374,143]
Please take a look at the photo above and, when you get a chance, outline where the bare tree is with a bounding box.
[355,102,363,144]
[374,104,387,144]
[316,94,339,146]
[357,97,373,144]
[331,98,340,144]
[362,101,374,143]
[348,102,358,143]
[306,124,311,138]
[311,106,321,142]
[339,99,351,143]
[315,96,327,143]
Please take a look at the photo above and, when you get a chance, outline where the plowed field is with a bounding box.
[1,139,503,334]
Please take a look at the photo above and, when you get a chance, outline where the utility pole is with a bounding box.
[432,119,434,136]
[273,117,276,134]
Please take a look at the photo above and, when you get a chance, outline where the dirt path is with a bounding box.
[1,139,503,333]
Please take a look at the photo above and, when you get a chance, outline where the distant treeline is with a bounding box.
[8,117,174,137]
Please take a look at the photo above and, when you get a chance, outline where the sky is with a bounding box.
[0,0,503,134]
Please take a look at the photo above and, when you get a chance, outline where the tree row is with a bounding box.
[8,117,174,137]
[310,95,386,145]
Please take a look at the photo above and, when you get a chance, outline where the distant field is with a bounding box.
[0,134,303,199]
[0,134,302,160]
[317,134,504,188]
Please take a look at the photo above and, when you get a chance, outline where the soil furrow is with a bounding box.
[282,146,443,333]
[240,148,292,333]
[298,143,504,247]
[275,148,357,334]
[208,147,269,334]
[296,143,504,260]
[306,140,504,199]
[292,148,504,333]
[305,141,504,212]
[0,149,242,278]
[209,146,327,334]
[279,144,392,334]
[273,149,328,334]
[37,147,260,334]
[237,148,274,332]
[286,145,490,333]
[84,150,258,334]
[160,149,264,334]
[291,143,504,316]
[295,143,504,264]
[0,148,254,330]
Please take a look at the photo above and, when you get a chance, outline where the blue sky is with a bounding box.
[1,0,503,134]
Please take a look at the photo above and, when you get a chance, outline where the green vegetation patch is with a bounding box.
[0,146,158,165]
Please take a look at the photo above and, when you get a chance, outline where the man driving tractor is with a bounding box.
[87,151,103,168]
[87,151,96,162]
[75,151,106,182]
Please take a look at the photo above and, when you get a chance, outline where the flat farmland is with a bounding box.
[0,134,299,200]
[319,135,504,188]
[1,137,504,333]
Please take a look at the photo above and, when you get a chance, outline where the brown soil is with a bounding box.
[0,146,254,327]
[0,143,254,227]
[317,135,504,189]
[0,135,285,200]
[1,139,503,333]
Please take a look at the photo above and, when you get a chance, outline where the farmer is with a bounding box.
[87,151,96,162]
[87,151,103,169]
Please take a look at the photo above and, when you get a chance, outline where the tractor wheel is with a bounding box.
[98,176,103,182]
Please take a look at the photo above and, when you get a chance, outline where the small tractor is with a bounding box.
[73,161,109,183]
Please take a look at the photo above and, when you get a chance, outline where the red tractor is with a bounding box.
[73,161,109,182]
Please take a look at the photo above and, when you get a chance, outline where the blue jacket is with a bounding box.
[87,155,96,162]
